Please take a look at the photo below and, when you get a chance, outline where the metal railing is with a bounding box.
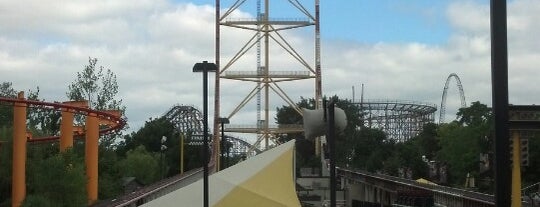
[224,70,311,77]
[224,17,311,23]
[92,168,203,207]
[338,167,495,206]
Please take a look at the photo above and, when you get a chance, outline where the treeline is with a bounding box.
[0,114,209,206]
[277,97,540,194]
[0,58,211,206]
[3,55,540,206]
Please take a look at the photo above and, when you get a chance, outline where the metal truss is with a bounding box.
[225,135,262,157]
[163,105,204,143]
[163,105,257,153]
[357,100,437,142]
[215,0,322,152]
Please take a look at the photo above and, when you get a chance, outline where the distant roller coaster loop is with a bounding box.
[439,73,466,123]
[0,96,126,142]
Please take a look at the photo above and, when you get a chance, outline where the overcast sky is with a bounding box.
[1,0,539,134]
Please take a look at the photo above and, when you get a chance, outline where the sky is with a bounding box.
[1,0,540,137]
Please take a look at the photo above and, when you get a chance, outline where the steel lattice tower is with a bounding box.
[213,0,321,153]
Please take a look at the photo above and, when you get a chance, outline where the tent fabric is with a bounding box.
[142,140,300,207]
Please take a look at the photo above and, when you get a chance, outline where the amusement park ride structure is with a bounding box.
[353,73,467,142]
[212,0,466,152]
[356,99,437,142]
[0,92,126,206]
[439,73,466,124]
[163,105,262,155]
[213,0,322,154]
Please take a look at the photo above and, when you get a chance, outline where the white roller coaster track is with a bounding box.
[439,73,467,123]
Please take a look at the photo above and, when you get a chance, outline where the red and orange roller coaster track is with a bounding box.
[1,95,127,206]
[0,96,126,143]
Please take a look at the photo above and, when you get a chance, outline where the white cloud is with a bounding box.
[1,0,539,135]
[446,1,490,36]
[322,0,540,122]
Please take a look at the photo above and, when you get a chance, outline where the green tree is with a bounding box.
[0,82,18,127]
[117,117,175,155]
[347,127,394,171]
[66,57,127,147]
[386,123,441,180]
[413,123,440,161]
[118,146,160,185]
[437,122,480,186]
[98,148,122,199]
[117,117,204,177]
[0,83,16,204]
[437,101,492,188]
[382,140,428,178]
[24,150,87,207]
[59,57,129,200]
[26,87,62,136]
[0,127,12,207]
[0,82,59,134]
[67,57,123,111]
[0,82,17,97]
[20,195,52,207]
[456,101,492,127]
[0,83,65,206]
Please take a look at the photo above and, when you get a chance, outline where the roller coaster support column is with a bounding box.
[180,133,184,174]
[12,91,26,207]
[511,131,522,207]
[219,117,229,170]
[85,112,99,205]
[60,101,88,152]
[59,101,85,151]
[60,107,74,152]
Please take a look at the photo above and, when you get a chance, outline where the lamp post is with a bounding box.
[193,61,217,207]
[219,117,230,170]
[161,136,167,179]
[327,100,336,207]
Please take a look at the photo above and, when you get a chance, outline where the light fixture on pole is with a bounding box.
[193,61,217,207]
[161,136,167,179]
[219,117,230,170]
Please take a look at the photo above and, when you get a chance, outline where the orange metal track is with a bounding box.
[1,95,126,206]
[0,97,126,142]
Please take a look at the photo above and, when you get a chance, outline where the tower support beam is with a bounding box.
[217,0,321,152]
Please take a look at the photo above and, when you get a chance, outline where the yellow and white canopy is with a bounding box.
[143,140,300,207]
